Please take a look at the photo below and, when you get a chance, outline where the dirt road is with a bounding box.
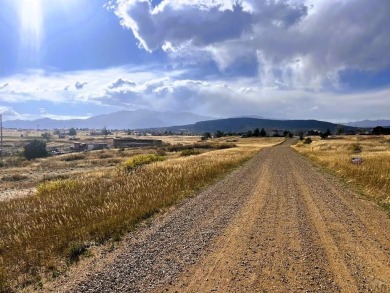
[58,140,390,292]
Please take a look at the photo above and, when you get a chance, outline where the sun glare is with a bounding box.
[20,0,43,53]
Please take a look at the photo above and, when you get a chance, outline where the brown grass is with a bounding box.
[0,137,282,290]
[292,135,390,210]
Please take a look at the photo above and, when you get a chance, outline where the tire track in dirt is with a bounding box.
[163,141,390,293]
[292,153,390,292]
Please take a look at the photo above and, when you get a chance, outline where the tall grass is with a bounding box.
[293,136,390,210]
[0,146,259,290]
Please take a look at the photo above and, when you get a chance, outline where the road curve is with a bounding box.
[60,140,390,293]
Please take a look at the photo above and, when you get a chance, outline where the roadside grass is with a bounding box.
[0,137,282,291]
[292,135,390,212]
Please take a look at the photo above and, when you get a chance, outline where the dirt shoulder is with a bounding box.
[48,140,390,292]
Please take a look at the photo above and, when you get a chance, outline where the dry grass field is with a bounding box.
[293,135,390,211]
[0,135,284,291]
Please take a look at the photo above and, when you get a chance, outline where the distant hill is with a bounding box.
[344,120,390,128]
[3,110,215,130]
[144,117,356,134]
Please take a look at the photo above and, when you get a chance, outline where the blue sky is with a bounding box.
[0,0,389,122]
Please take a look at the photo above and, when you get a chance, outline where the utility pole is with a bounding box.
[0,114,3,163]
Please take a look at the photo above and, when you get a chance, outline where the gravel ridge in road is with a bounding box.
[60,140,390,292]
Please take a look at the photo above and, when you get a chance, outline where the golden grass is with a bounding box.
[293,135,390,209]
[0,138,281,290]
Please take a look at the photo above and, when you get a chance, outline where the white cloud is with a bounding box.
[75,81,88,90]
[0,65,389,122]
[112,0,390,90]
[0,106,22,120]
[109,78,136,89]
[0,83,9,89]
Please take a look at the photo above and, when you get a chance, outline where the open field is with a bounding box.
[0,134,208,201]
[292,135,390,211]
[0,136,284,291]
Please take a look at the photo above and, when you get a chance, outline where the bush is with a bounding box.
[166,143,186,152]
[215,143,236,149]
[23,140,48,160]
[61,154,85,161]
[65,242,88,263]
[181,149,201,156]
[122,154,165,171]
[1,174,28,182]
[349,143,362,153]
[155,148,166,156]
[303,137,312,144]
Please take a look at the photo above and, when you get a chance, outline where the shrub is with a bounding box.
[303,137,312,144]
[1,174,28,182]
[61,154,85,161]
[166,143,186,152]
[23,140,48,160]
[349,143,362,153]
[122,154,165,171]
[215,143,236,149]
[98,152,112,159]
[181,149,201,156]
[65,242,88,263]
[156,149,166,156]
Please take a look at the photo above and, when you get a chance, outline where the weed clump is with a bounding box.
[1,174,28,182]
[303,137,313,144]
[349,143,362,153]
[122,154,165,171]
[61,154,86,162]
[181,149,201,156]
[65,242,89,263]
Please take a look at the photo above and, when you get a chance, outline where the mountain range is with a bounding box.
[344,120,390,128]
[4,110,387,133]
[3,110,215,130]
[143,117,357,134]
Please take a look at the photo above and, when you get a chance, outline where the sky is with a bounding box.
[0,0,389,123]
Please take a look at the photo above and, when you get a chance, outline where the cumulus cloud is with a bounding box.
[75,81,88,90]
[109,78,136,89]
[0,66,389,122]
[112,0,390,90]
[0,83,9,89]
[0,106,22,119]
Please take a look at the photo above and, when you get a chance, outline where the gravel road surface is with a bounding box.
[54,140,390,292]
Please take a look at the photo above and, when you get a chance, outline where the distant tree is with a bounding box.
[53,129,60,135]
[23,140,48,160]
[202,132,212,140]
[320,129,331,139]
[102,127,111,138]
[68,128,77,136]
[214,130,224,138]
[253,128,260,137]
[296,130,305,140]
[246,130,253,137]
[372,126,390,135]
[41,132,51,141]
[260,128,267,137]
[336,125,345,135]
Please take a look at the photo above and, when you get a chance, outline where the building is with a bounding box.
[87,143,109,151]
[113,138,162,148]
